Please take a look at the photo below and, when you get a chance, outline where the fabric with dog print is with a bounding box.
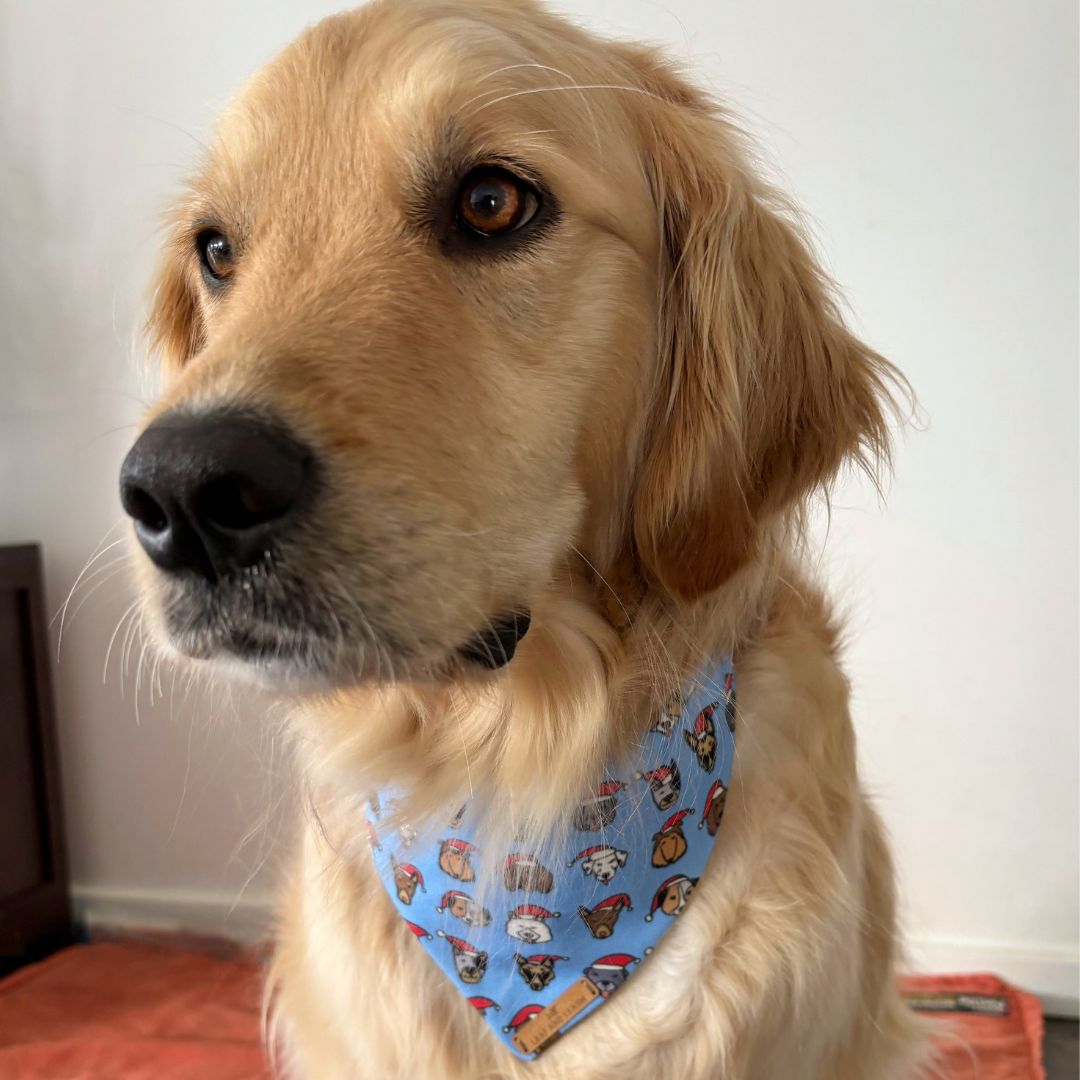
[369,656,736,1061]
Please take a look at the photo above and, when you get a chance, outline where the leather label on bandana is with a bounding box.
[512,977,600,1056]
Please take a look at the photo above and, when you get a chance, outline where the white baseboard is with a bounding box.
[72,886,1078,1018]
[906,935,1079,1019]
[72,883,275,945]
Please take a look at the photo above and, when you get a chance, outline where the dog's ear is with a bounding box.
[145,229,204,374]
[623,50,905,601]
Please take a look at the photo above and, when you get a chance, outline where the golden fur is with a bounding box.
[133,0,929,1075]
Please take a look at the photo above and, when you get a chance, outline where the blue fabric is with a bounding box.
[369,656,736,1060]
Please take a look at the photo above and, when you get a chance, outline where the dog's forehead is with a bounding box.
[202,3,640,216]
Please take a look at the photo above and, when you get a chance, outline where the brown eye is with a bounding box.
[456,168,539,237]
[196,229,234,284]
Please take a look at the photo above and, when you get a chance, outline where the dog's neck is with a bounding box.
[294,550,774,845]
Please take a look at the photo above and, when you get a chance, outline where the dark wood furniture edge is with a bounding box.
[0,544,73,971]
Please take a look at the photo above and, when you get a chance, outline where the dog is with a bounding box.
[119,0,928,1075]
[514,953,569,992]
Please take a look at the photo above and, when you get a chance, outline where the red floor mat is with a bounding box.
[0,942,1046,1077]
[900,973,1046,1080]
[0,941,270,1079]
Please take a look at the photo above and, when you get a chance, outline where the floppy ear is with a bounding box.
[627,54,904,601]
[145,230,203,373]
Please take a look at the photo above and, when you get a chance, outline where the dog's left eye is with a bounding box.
[196,229,235,285]
[456,168,539,237]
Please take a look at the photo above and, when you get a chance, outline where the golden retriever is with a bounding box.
[119,0,929,1075]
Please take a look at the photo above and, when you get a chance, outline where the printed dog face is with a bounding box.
[505,905,560,944]
[703,782,728,836]
[454,950,488,985]
[514,954,566,992]
[685,705,719,773]
[503,857,554,894]
[576,847,628,886]
[577,896,632,939]
[449,897,490,927]
[573,797,618,832]
[392,860,424,904]
[636,760,681,811]
[438,841,476,883]
[582,955,638,998]
[651,829,688,868]
[659,879,694,917]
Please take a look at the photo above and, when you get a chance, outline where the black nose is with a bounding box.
[119,411,312,581]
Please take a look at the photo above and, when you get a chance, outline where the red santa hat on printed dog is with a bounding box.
[657,809,695,834]
[566,844,615,868]
[511,903,561,919]
[581,779,626,803]
[644,874,697,920]
[403,920,433,941]
[468,996,500,1014]
[504,852,543,869]
[435,931,482,956]
[592,893,633,912]
[503,1004,544,1034]
[435,889,470,913]
[693,703,718,733]
[589,953,639,974]
[634,763,674,783]
[441,838,477,853]
[698,779,727,828]
[397,863,425,890]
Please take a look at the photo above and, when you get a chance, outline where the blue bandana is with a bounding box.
[368,657,735,1060]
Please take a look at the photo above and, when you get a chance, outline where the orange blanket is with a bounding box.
[0,941,270,1079]
[900,973,1046,1080]
[0,942,1046,1078]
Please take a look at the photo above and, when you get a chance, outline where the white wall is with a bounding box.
[2,0,1076,1011]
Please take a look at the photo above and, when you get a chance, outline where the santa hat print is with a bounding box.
[692,703,718,734]
[634,763,674,783]
[657,808,695,834]
[566,845,614,868]
[584,779,625,801]
[588,953,639,973]
[644,875,696,920]
[592,893,633,912]
[502,1004,544,1034]
[403,920,433,941]
[504,852,542,870]
[468,996,500,1014]
[510,904,561,920]
[698,779,727,828]
[436,931,482,956]
[523,954,569,964]
[440,838,477,854]
[435,889,471,913]
[397,863,425,890]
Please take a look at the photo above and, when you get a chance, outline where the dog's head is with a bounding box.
[121,0,900,695]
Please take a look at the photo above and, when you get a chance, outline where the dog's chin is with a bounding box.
[141,559,532,693]
[156,618,451,695]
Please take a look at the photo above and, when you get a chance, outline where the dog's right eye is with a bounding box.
[456,167,539,237]
[195,229,235,286]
